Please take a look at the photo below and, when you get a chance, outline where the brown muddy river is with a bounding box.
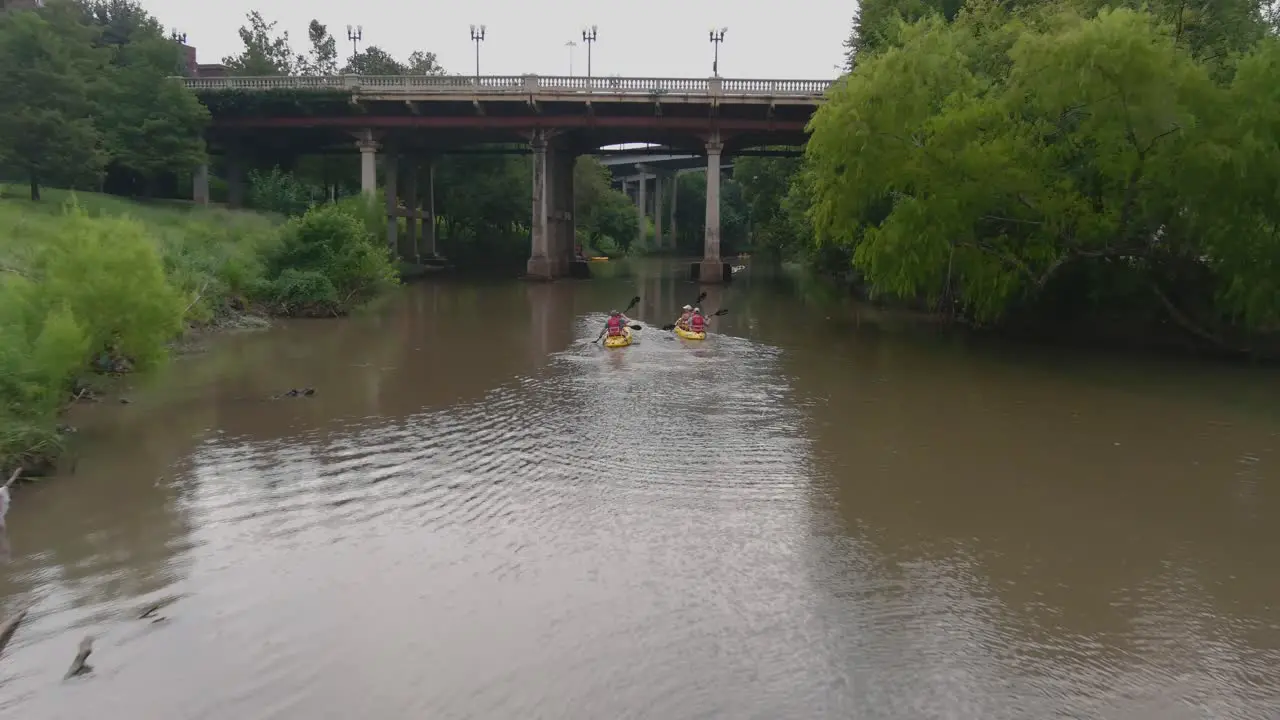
[1,260,1278,719]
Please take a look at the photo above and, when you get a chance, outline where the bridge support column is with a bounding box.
[554,149,576,275]
[669,172,678,249]
[401,158,418,263]
[356,130,378,196]
[419,159,437,259]
[653,174,664,253]
[193,163,209,205]
[526,132,553,279]
[384,151,399,254]
[698,135,726,283]
[527,132,575,279]
[636,170,647,249]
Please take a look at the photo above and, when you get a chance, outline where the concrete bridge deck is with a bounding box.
[187,74,833,282]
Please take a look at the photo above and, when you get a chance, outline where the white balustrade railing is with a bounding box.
[182,74,833,97]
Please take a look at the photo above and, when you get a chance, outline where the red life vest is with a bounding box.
[606,315,624,335]
[690,314,705,332]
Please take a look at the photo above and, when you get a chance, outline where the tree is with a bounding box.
[341,46,404,75]
[405,50,444,75]
[297,20,337,76]
[573,158,634,250]
[0,2,106,200]
[222,11,293,75]
[78,0,165,54]
[734,155,804,258]
[843,0,965,67]
[806,2,1280,343]
[97,35,208,193]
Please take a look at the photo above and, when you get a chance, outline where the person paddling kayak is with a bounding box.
[674,304,693,330]
[603,309,632,338]
[688,307,707,334]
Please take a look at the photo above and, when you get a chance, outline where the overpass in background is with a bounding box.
[185,74,832,282]
[596,148,803,252]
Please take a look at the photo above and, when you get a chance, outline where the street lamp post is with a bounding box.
[565,40,577,76]
[709,27,727,77]
[346,25,362,65]
[581,25,597,78]
[470,24,486,80]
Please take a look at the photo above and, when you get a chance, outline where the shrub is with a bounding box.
[247,167,320,217]
[264,203,398,314]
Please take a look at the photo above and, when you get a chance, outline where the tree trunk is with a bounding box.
[28,174,39,202]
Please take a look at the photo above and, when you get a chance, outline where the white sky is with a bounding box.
[141,0,851,79]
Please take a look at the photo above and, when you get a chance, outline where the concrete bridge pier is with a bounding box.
[527,131,576,280]
[419,159,437,259]
[401,157,419,263]
[356,129,378,196]
[636,169,647,248]
[383,148,399,255]
[653,173,665,251]
[697,134,728,283]
[193,163,209,205]
[668,172,678,249]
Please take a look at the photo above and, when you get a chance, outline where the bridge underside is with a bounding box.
[196,93,817,282]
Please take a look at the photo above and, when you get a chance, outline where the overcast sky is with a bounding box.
[142,0,851,79]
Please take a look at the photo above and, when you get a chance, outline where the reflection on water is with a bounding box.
[0,260,1277,719]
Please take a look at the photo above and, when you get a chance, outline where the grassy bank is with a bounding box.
[0,186,397,475]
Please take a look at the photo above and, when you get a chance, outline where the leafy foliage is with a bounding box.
[297,20,337,76]
[221,11,293,75]
[0,2,107,200]
[247,167,320,216]
[805,0,1280,350]
[264,203,398,314]
[0,0,210,200]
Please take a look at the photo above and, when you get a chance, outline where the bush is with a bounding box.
[247,167,320,217]
[264,203,398,314]
[0,199,191,469]
[0,187,284,470]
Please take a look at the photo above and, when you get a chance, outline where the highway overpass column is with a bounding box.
[192,163,209,205]
[526,131,553,279]
[384,151,399,254]
[636,171,647,249]
[653,174,664,252]
[698,135,724,283]
[669,173,678,249]
[356,131,378,196]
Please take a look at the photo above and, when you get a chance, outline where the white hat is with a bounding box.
[682,304,692,310]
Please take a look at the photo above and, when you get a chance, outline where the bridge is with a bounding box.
[186,74,834,281]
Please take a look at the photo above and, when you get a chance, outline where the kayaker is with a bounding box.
[604,309,631,337]
[689,308,707,334]
[675,304,693,330]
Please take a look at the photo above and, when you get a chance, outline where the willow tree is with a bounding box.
[805,2,1280,344]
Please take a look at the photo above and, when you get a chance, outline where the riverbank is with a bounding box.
[770,259,1280,364]
[0,186,398,478]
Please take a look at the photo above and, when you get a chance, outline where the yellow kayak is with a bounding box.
[674,325,706,340]
[587,256,610,262]
[603,328,632,348]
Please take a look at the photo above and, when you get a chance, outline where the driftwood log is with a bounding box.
[64,635,93,679]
